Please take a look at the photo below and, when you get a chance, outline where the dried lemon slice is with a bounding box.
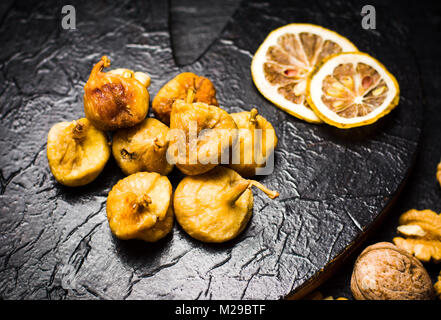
[251,24,358,123]
[307,52,400,128]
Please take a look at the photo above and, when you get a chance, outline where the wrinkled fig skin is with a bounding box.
[228,108,278,177]
[106,172,173,242]
[47,118,110,187]
[153,72,218,125]
[112,118,173,176]
[84,56,149,131]
[351,242,435,300]
[174,167,253,243]
[168,99,238,175]
[174,167,278,243]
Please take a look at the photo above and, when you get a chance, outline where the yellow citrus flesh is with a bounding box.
[251,23,358,123]
[307,52,400,128]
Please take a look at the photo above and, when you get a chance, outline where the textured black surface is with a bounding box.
[0,0,422,299]
[170,0,239,66]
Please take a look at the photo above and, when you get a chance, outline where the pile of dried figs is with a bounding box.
[47,56,279,244]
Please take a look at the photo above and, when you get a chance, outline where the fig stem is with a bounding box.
[91,56,111,77]
[153,137,164,149]
[186,87,195,104]
[134,194,152,212]
[72,119,88,140]
[101,56,111,68]
[225,180,251,204]
[249,108,259,126]
[248,180,279,199]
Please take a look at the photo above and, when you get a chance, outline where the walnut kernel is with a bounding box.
[393,209,441,263]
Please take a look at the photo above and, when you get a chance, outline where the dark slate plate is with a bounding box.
[0,0,421,299]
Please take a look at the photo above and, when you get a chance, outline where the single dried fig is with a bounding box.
[47,118,110,187]
[167,90,237,175]
[112,118,173,176]
[351,242,435,300]
[152,72,218,125]
[227,108,278,177]
[106,172,173,242]
[174,166,278,243]
[84,56,150,131]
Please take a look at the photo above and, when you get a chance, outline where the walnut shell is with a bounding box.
[351,242,435,300]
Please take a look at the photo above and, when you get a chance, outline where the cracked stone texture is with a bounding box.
[0,0,421,299]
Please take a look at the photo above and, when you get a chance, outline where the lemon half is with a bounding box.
[251,23,358,123]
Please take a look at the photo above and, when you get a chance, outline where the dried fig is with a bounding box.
[227,108,278,177]
[112,118,173,176]
[152,72,218,125]
[47,118,110,187]
[84,56,150,131]
[174,166,278,243]
[167,90,237,175]
[106,172,173,242]
[351,242,435,300]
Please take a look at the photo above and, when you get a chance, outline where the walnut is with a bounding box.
[393,209,441,263]
[351,242,435,300]
[435,271,441,299]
